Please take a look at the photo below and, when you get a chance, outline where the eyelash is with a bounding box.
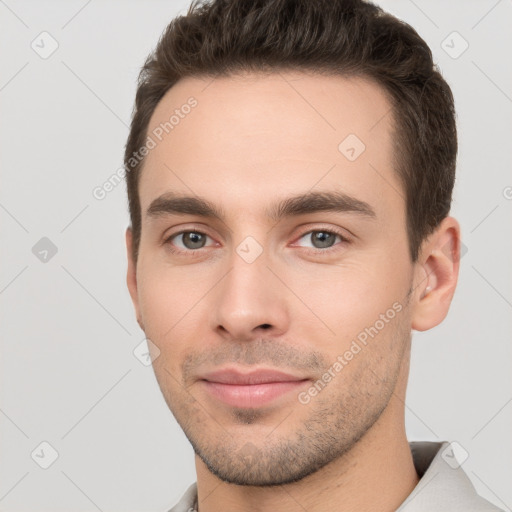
[163,227,350,256]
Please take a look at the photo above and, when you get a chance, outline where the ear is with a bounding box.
[126,227,144,331]
[411,216,461,331]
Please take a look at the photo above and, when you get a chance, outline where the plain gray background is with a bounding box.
[1,0,511,510]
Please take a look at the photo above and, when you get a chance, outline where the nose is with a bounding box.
[210,248,290,342]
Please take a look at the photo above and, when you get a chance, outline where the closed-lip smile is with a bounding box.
[199,367,310,408]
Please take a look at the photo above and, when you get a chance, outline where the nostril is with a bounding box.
[260,324,272,329]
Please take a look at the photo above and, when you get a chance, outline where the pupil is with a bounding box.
[184,232,205,249]
[313,231,334,248]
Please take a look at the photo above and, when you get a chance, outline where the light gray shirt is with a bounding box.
[168,441,504,511]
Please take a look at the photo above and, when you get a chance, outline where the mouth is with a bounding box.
[199,368,310,408]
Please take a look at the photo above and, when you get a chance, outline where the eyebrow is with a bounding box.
[146,190,376,222]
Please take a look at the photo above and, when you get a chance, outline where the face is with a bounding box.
[127,72,431,486]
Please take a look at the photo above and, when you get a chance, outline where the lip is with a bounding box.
[200,368,306,385]
[199,368,310,408]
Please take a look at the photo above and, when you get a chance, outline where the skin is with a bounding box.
[126,71,460,512]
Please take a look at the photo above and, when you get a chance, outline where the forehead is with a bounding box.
[139,71,399,220]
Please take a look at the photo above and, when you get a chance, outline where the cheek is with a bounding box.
[136,261,217,352]
[137,252,200,312]
[291,257,408,338]
[137,270,192,386]
[137,270,168,325]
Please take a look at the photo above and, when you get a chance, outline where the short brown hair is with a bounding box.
[124,0,457,263]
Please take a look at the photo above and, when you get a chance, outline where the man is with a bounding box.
[123,0,503,510]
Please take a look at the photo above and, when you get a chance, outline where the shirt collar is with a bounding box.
[397,441,502,511]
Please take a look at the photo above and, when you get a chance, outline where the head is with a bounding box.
[125,0,461,486]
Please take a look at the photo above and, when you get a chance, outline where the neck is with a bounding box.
[194,349,419,512]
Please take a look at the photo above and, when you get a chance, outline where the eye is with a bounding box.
[165,230,215,252]
[294,229,349,252]
[163,227,349,256]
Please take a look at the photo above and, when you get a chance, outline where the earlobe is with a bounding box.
[411,217,461,332]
